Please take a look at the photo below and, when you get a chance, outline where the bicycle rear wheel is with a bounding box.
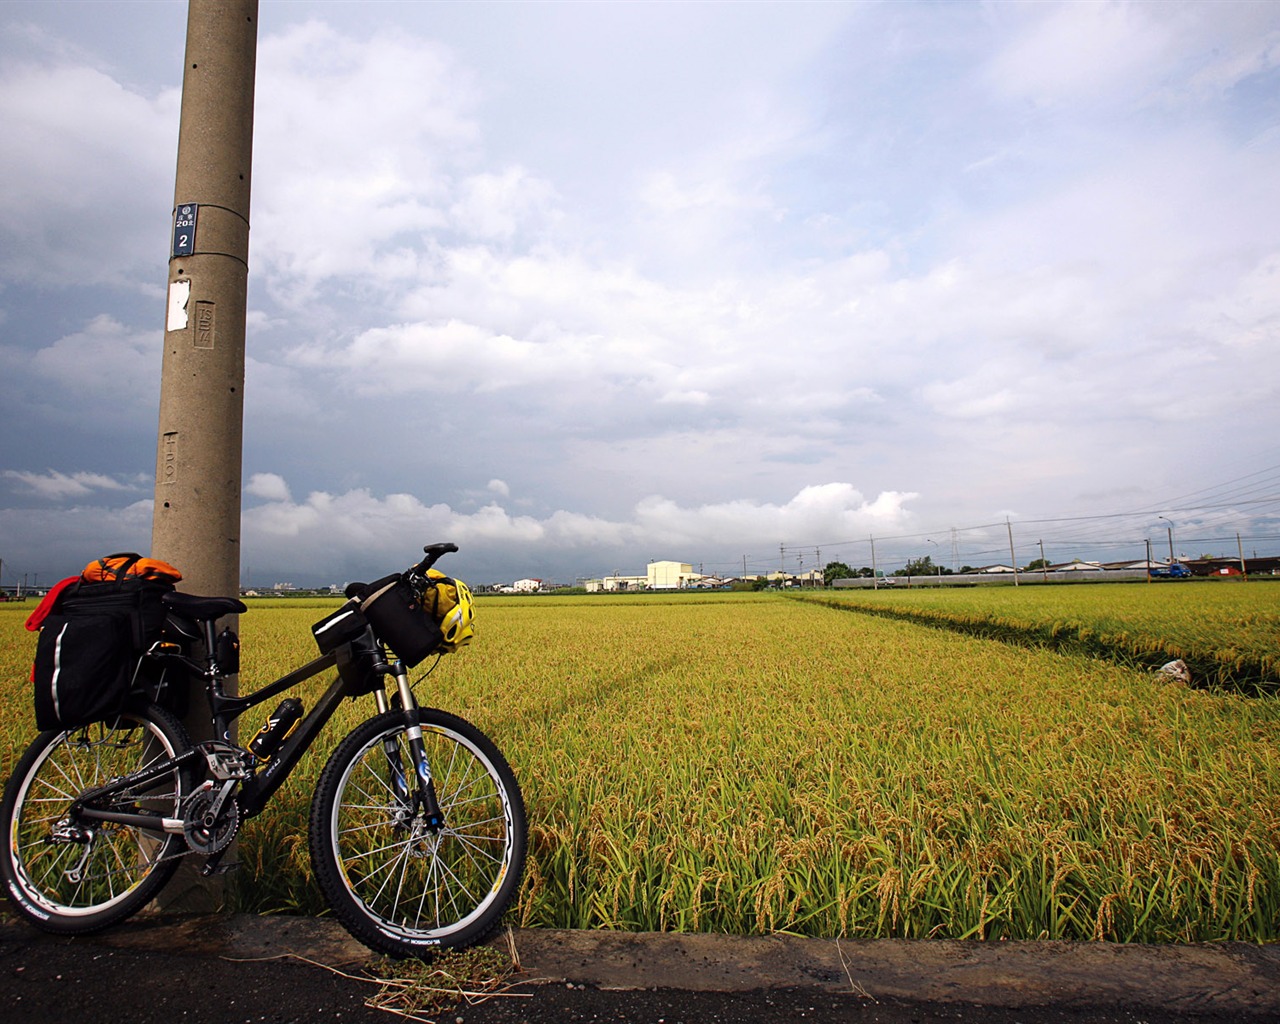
[0,704,193,934]
[309,707,526,957]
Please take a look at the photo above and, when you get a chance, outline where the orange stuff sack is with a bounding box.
[81,553,182,585]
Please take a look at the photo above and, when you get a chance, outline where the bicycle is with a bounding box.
[0,543,527,958]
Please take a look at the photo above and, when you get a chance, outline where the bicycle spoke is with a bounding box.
[312,705,524,955]
[3,709,187,924]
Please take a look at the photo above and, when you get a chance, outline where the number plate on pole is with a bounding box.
[172,204,198,257]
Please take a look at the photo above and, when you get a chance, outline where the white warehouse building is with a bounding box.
[647,561,703,589]
[584,560,705,591]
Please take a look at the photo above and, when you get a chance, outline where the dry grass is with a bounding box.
[364,937,526,1022]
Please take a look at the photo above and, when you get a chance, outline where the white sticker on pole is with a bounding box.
[167,280,191,332]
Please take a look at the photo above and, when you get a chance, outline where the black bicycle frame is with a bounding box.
[235,657,345,818]
[73,637,396,828]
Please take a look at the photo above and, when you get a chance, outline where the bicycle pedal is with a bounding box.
[200,860,241,877]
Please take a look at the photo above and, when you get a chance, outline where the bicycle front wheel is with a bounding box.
[309,707,526,957]
[0,704,193,934]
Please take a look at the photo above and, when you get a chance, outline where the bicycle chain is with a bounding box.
[69,787,224,871]
[51,740,250,882]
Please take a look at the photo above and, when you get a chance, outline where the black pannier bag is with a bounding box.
[32,611,134,730]
[31,564,180,732]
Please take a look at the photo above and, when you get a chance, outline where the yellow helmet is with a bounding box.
[425,570,476,652]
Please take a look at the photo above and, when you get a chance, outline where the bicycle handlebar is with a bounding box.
[411,542,458,577]
[343,544,459,599]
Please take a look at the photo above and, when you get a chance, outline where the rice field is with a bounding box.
[2,586,1279,942]
[796,579,1280,692]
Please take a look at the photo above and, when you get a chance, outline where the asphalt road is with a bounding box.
[3,910,1278,1024]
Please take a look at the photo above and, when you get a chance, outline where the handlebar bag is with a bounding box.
[355,574,444,668]
[312,600,368,654]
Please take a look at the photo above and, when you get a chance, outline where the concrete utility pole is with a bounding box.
[153,0,257,602]
[152,0,258,910]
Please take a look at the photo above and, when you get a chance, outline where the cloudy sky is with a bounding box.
[2,0,1279,589]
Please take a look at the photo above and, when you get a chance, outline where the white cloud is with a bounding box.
[28,315,159,392]
[245,472,291,503]
[249,21,482,307]
[0,498,155,581]
[633,484,917,549]
[637,171,778,217]
[1189,252,1280,353]
[234,478,917,580]
[449,167,560,241]
[0,61,176,286]
[1172,8,1280,102]
[0,316,163,431]
[983,1,1175,110]
[2,469,136,501]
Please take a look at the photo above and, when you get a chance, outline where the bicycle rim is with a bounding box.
[325,714,521,945]
[5,713,186,920]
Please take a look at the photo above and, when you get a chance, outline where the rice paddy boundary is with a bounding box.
[789,593,1280,696]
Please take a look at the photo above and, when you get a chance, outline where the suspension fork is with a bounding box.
[375,687,411,817]
[384,661,444,830]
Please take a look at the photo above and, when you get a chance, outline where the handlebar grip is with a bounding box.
[414,542,459,574]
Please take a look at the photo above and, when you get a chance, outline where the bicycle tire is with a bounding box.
[0,704,194,934]
[309,707,526,956]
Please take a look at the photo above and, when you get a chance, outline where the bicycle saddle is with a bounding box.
[162,592,247,620]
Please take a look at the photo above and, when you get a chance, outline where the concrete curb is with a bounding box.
[7,912,1278,1015]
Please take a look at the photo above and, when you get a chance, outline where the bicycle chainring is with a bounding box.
[182,789,241,855]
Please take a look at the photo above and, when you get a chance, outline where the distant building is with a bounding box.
[647,561,703,589]
[585,575,647,592]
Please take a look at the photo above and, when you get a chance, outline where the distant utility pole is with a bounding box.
[151,0,258,911]
[1006,518,1020,586]
[1158,516,1175,563]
